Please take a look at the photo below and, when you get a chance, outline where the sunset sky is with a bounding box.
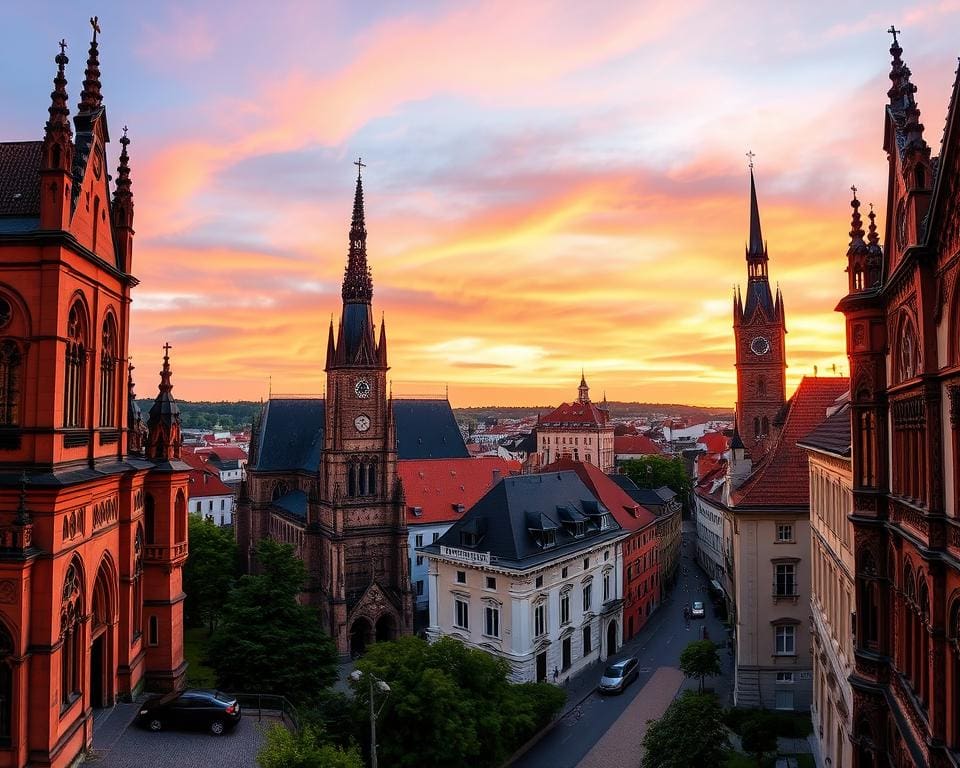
[2,2,959,407]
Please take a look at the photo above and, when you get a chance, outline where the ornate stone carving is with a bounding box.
[0,580,16,604]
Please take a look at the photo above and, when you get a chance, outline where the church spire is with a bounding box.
[887,27,929,159]
[43,40,72,159]
[742,159,774,318]
[342,158,372,304]
[77,16,103,114]
[147,343,182,461]
[578,372,590,404]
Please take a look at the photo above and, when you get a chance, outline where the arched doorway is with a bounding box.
[375,614,396,643]
[606,620,617,657]
[90,559,115,708]
[350,618,373,658]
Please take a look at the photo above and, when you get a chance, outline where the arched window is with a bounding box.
[0,341,22,426]
[99,316,117,427]
[761,416,769,436]
[60,558,83,707]
[368,461,377,496]
[133,526,143,641]
[896,313,920,383]
[174,489,186,544]
[348,461,358,498]
[754,417,761,437]
[64,303,87,427]
[92,197,100,252]
[144,493,156,545]
[271,481,289,501]
[0,622,13,745]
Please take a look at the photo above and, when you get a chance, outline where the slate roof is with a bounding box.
[732,376,849,508]
[797,399,851,459]
[253,397,467,472]
[542,458,656,532]
[422,471,625,570]
[608,474,672,511]
[399,457,520,526]
[394,400,469,459]
[0,141,41,219]
[271,489,308,522]
[614,434,662,455]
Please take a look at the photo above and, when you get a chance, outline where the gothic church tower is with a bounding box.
[733,166,787,460]
[311,165,412,655]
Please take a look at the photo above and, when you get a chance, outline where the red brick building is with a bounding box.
[542,458,659,639]
[839,32,960,768]
[0,26,187,767]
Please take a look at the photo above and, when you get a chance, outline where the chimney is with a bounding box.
[492,469,502,486]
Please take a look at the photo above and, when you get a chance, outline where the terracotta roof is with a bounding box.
[614,434,662,455]
[541,458,657,532]
[732,376,849,507]
[697,431,729,455]
[539,400,609,428]
[195,445,248,461]
[400,457,520,525]
[0,141,41,218]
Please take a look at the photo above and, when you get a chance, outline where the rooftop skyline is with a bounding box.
[2,2,958,406]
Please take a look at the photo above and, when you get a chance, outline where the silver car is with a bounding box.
[691,601,705,618]
[598,657,639,695]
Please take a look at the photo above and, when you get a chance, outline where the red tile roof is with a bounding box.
[182,449,237,496]
[733,376,850,508]
[614,434,663,456]
[399,457,520,525]
[539,401,609,427]
[697,431,729,455]
[194,445,248,461]
[541,458,657,532]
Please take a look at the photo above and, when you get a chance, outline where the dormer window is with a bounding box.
[461,531,478,547]
[574,521,585,538]
[453,504,466,514]
[542,529,556,548]
[411,506,423,518]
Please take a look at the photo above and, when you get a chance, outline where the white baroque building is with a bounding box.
[421,471,626,683]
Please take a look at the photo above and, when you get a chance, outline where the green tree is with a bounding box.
[622,455,692,505]
[679,640,722,693]
[207,539,338,704]
[740,712,779,767]
[257,724,363,768]
[641,692,729,768]
[183,515,238,632]
[354,636,565,768]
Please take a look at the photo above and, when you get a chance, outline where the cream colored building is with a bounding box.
[536,375,615,473]
[798,400,853,768]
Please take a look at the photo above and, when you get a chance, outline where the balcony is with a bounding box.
[440,545,490,566]
[145,542,188,562]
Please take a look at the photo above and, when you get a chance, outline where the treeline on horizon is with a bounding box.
[135,400,262,431]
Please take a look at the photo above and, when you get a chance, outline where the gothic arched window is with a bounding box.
[133,525,143,641]
[60,558,84,706]
[0,341,22,426]
[761,416,769,436]
[174,489,186,544]
[754,417,760,437]
[64,303,87,428]
[99,315,117,427]
[896,313,920,383]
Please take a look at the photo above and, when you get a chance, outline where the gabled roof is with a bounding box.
[539,400,609,428]
[697,431,729,455]
[399,457,520,525]
[732,376,849,508]
[614,434,662,455]
[0,141,41,219]
[253,397,468,472]
[608,474,671,510]
[542,458,657,532]
[182,450,236,498]
[196,445,248,462]
[424,471,624,570]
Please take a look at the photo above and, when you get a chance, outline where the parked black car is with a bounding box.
[137,689,241,735]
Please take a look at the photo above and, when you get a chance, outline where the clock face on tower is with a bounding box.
[354,414,371,432]
[750,336,771,356]
[355,378,371,399]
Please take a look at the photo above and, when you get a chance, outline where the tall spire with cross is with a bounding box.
[343,157,372,303]
[147,343,182,461]
[886,25,929,158]
[41,39,74,176]
[78,16,103,114]
[742,153,774,318]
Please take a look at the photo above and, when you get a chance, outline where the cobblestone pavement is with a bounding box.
[86,703,279,768]
[575,667,684,768]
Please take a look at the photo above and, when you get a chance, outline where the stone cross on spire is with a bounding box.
[887,24,900,44]
[746,150,756,169]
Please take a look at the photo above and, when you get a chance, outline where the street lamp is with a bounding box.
[350,669,391,768]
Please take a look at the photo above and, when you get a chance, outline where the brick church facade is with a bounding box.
[839,32,960,768]
[0,25,187,767]
[237,168,469,657]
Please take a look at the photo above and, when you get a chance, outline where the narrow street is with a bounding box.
[513,522,733,768]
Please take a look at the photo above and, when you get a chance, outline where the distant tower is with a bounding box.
[733,161,787,459]
[578,371,590,403]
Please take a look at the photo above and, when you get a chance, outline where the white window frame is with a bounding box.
[454,598,469,630]
[776,523,793,542]
[534,602,547,637]
[775,624,796,655]
[484,604,500,638]
[582,583,592,612]
[560,591,570,625]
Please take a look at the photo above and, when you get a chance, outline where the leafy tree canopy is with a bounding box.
[641,691,730,768]
[740,712,780,766]
[257,724,363,768]
[622,455,692,501]
[207,539,338,705]
[678,640,722,693]
[184,515,239,632]
[355,636,565,768]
